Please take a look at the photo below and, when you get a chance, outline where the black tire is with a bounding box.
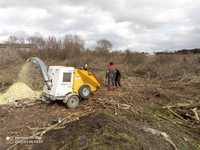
[79,85,91,99]
[66,95,80,108]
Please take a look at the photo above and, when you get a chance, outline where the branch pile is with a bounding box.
[162,103,200,130]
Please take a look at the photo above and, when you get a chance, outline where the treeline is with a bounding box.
[156,48,200,55]
[2,34,200,81]
[4,34,115,61]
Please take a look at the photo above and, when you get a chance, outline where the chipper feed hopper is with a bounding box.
[28,57,100,108]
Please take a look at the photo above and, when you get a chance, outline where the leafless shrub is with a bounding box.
[0,49,22,66]
[133,54,200,80]
[123,50,147,65]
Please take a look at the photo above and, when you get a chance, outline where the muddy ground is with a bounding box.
[0,77,200,150]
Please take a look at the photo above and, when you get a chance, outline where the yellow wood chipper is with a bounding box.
[28,57,100,108]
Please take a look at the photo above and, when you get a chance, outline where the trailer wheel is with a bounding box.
[79,85,91,99]
[65,95,80,108]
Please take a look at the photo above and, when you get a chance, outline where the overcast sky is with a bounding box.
[0,0,200,52]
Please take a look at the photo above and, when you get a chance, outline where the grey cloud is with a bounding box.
[0,0,200,51]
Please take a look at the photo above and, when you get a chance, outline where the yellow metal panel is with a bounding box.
[72,69,100,94]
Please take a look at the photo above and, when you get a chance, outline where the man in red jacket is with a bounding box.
[106,62,117,91]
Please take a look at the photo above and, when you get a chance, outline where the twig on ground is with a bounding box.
[191,108,200,121]
[163,103,200,109]
[141,127,178,150]
[167,108,186,121]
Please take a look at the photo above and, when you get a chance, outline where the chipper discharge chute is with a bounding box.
[28,57,100,108]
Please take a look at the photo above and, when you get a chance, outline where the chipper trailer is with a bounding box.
[28,57,100,108]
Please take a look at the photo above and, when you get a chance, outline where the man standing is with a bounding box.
[106,62,117,91]
[115,69,121,87]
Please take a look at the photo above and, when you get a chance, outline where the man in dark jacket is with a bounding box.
[115,69,121,87]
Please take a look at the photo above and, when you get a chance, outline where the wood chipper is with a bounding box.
[28,57,100,108]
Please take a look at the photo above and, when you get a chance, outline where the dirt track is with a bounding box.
[0,77,200,150]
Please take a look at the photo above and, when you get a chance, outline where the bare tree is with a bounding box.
[46,36,60,49]
[7,34,26,44]
[8,36,17,44]
[27,36,46,49]
[63,34,84,57]
[96,39,112,52]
